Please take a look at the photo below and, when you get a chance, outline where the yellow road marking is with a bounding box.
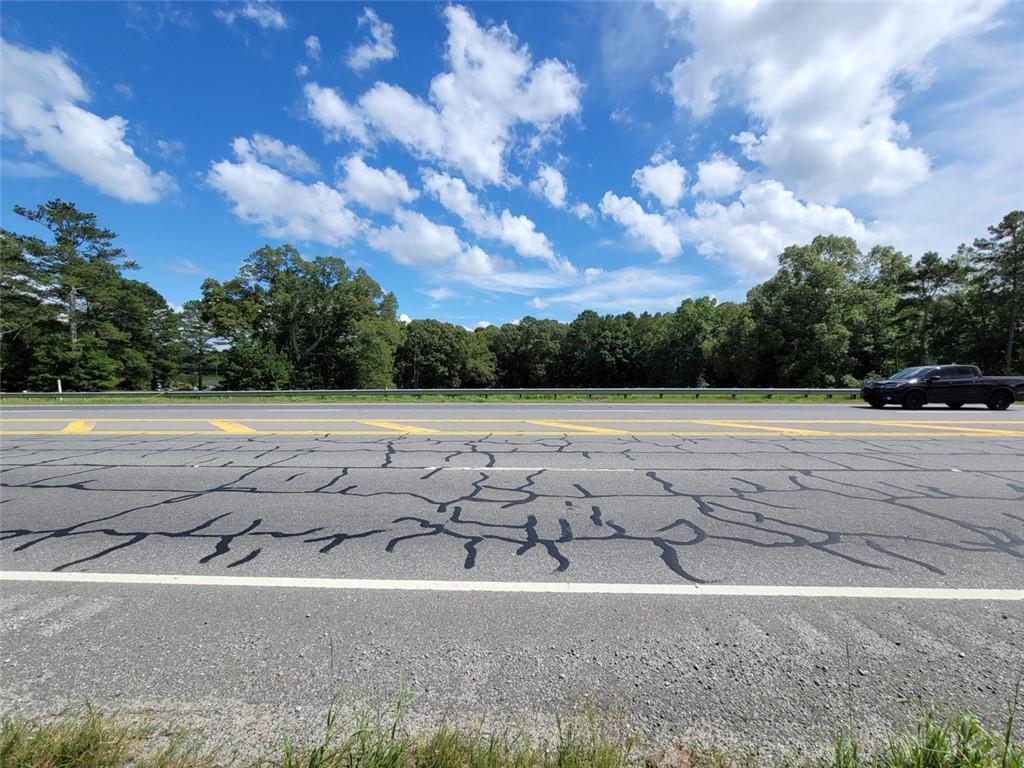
[2,429,1022,438]
[356,420,441,434]
[59,420,96,434]
[208,420,258,434]
[696,420,830,436]
[882,422,1024,436]
[526,420,630,435]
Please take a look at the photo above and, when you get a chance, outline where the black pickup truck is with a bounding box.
[861,365,1024,410]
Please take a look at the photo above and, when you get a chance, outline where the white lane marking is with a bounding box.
[424,466,636,472]
[2,571,1021,601]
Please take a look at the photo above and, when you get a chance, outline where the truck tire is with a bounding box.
[986,390,1013,411]
[901,390,926,410]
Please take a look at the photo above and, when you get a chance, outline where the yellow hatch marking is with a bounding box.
[208,420,258,434]
[59,420,96,434]
[526,420,631,435]
[356,420,442,434]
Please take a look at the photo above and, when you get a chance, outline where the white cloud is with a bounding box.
[168,259,205,276]
[232,133,319,176]
[529,164,567,208]
[338,155,418,213]
[208,139,361,246]
[599,192,682,261]
[295,63,309,78]
[358,5,581,186]
[347,8,397,72]
[472,320,492,329]
[368,208,504,275]
[305,34,321,62]
[155,139,186,163]
[398,313,411,324]
[658,1,1000,203]
[113,83,133,99]
[423,169,559,264]
[0,39,173,203]
[214,1,287,30]
[304,82,368,143]
[632,154,687,208]
[868,31,1024,260]
[544,267,701,313]
[427,286,454,302]
[677,179,869,281]
[368,209,461,266]
[692,153,744,198]
[571,202,595,222]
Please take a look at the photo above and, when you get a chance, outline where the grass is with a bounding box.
[0,393,859,406]
[1,704,1019,768]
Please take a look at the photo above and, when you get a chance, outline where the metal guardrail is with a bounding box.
[0,387,862,399]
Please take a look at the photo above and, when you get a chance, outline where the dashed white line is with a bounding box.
[2,571,1021,601]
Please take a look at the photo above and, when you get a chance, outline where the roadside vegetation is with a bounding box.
[2,704,1020,768]
[2,201,1022,394]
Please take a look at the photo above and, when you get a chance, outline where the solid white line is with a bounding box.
[2,571,1021,601]
[424,466,636,472]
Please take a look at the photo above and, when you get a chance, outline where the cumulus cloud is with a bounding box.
[304,82,368,143]
[677,179,870,280]
[423,169,559,264]
[692,153,745,198]
[529,164,567,208]
[214,1,287,30]
[338,155,418,213]
[355,5,581,186]
[208,139,360,246]
[347,8,397,71]
[571,202,595,222]
[0,39,173,203]
[658,1,1000,203]
[632,154,687,208]
[232,133,319,176]
[599,191,682,261]
[305,34,321,62]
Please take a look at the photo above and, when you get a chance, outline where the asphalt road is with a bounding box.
[1,402,1022,754]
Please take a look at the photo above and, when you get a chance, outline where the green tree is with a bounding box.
[179,300,216,389]
[1,200,176,390]
[746,236,860,386]
[395,319,470,388]
[970,211,1024,372]
[200,245,401,388]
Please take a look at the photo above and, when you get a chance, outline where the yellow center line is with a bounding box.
[356,420,442,434]
[696,420,831,436]
[59,420,96,434]
[208,420,258,434]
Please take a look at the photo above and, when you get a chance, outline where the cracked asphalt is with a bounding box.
[1,402,1022,754]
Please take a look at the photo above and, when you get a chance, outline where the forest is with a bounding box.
[1,200,1021,392]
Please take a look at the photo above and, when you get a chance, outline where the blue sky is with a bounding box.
[2,1,1022,328]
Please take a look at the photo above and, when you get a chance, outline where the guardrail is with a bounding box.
[0,387,862,400]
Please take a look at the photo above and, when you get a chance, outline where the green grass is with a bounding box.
[0,393,859,406]
[1,705,1019,768]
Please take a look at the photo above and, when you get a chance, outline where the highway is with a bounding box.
[1,401,1022,751]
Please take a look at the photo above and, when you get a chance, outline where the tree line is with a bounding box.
[1,200,1021,392]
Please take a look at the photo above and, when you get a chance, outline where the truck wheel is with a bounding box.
[946,402,964,409]
[901,391,925,410]
[986,390,1013,411]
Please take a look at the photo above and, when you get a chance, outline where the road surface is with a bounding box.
[1,402,1022,753]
